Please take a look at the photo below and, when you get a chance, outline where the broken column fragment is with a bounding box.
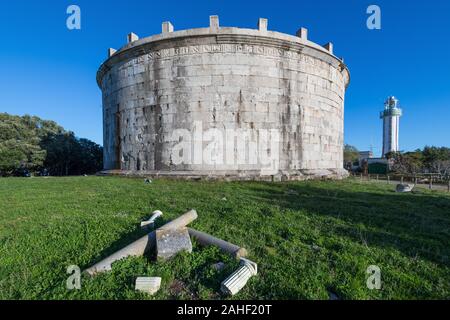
[221,258,257,296]
[159,209,197,230]
[156,227,192,260]
[141,210,163,228]
[84,209,197,275]
[188,228,247,259]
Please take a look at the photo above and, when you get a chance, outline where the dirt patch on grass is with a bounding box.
[169,279,197,299]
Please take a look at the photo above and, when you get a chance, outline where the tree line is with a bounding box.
[0,113,103,176]
[386,147,450,176]
[344,144,450,176]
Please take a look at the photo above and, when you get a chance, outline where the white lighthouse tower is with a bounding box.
[380,96,402,157]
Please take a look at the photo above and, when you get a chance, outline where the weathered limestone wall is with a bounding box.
[97,17,350,180]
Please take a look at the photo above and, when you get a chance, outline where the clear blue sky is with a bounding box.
[1,0,449,156]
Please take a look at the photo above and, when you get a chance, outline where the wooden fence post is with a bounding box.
[387,175,390,184]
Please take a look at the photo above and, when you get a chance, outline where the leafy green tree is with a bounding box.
[422,146,450,174]
[40,132,103,176]
[0,113,102,176]
[387,147,450,175]
[344,144,359,163]
[388,151,424,174]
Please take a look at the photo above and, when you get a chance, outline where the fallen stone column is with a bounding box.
[85,209,197,275]
[84,232,156,275]
[188,228,247,259]
[160,209,197,230]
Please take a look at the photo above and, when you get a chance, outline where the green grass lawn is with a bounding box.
[0,176,449,300]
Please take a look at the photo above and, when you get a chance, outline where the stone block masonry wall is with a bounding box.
[98,18,350,180]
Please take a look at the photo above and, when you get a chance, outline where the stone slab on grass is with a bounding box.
[156,227,192,260]
[135,277,161,295]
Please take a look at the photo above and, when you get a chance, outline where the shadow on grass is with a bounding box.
[246,182,450,268]
[80,216,171,271]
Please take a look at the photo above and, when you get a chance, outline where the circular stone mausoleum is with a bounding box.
[97,16,350,180]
